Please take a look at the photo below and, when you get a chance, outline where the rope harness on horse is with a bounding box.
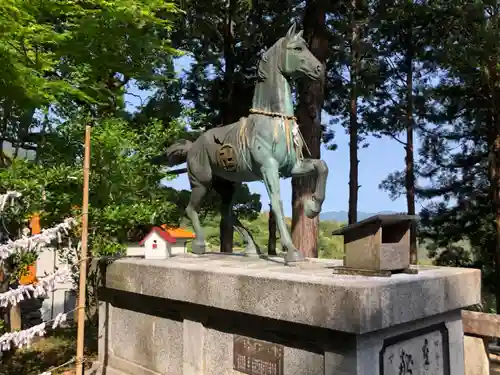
[248,108,311,159]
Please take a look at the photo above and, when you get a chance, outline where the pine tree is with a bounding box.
[172,0,297,129]
[324,0,388,225]
[413,1,500,309]
[367,0,429,263]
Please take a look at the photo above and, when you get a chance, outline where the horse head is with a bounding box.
[279,23,323,81]
[257,23,324,83]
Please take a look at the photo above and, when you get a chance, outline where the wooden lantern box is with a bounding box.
[331,214,418,276]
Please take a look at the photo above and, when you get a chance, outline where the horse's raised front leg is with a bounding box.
[186,183,209,254]
[291,158,329,218]
[260,159,304,263]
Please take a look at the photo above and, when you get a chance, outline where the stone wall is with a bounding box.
[99,288,336,375]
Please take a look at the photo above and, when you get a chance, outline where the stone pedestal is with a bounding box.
[95,255,480,375]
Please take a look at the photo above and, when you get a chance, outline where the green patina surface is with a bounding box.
[164,23,329,263]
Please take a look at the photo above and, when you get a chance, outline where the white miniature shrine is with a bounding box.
[139,226,176,259]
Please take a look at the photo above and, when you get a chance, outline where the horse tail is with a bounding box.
[164,139,193,166]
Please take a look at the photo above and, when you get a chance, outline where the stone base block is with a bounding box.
[96,255,480,375]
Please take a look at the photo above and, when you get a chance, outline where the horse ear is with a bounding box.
[295,30,304,40]
[286,22,296,39]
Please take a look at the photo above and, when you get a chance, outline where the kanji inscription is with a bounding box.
[233,335,284,375]
[380,328,448,375]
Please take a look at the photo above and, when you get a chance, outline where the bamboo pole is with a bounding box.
[9,304,21,331]
[76,125,91,375]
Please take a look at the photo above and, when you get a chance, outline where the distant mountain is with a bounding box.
[320,210,398,222]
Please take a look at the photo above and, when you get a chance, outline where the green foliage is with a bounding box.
[317,221,345,259]
[169,0,298,127]
[0,0,182,171]
[0,324,98,375]
[362,0,423,138]
[0,117,187,255]
[322,0,390,149]
[365,0,500,300]
[191,213,344,259]
[0,0,181,109]
[410,1,500,293]
[0,1,190,294]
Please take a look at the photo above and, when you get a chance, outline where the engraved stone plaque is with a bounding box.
[233,335,284,375]
[379,324,450,375]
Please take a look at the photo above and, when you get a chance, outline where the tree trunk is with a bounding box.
[404,12,417,264]
[0,100,11,168]
[291,0,328,258]
[268,206,277,255]
[495,132,500,318]
[222,0,236,126]
[219,0,236,253]
[348,0,360,225]
[489,107,500,316]
[487,55,500,316]
[0,267,8,333]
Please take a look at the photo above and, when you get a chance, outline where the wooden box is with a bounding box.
[332,214,417,272]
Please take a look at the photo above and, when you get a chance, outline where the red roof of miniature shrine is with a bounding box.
[139,227,177,245]
[160,225,196,239]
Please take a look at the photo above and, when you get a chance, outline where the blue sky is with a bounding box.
[124,57,414,217]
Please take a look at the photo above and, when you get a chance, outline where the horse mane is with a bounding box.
[257,38,285,81]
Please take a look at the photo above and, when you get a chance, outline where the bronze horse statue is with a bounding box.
[165,23,328,262]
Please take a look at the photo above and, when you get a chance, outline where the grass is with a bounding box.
[186,212,434,263]
[0,321,98,375]
[185,212,346,258]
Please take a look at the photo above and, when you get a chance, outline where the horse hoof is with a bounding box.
[191,242,206,255]
[304,198,321,219]
[244,243,260,257]
[285,250,305,263]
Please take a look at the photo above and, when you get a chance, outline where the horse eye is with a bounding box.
[294,47,302,52]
